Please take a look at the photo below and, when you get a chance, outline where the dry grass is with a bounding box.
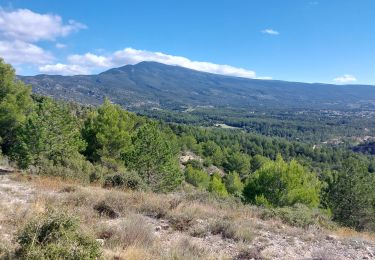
[333,227,375,243]
[209,219,254,242]
[108,246,154,260]
[11,173,80,191]
[97,214,155,249]
[165,237,209,260]
[5,174,375,260]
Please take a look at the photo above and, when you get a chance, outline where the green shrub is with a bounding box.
[244,155,321,208]
[103,171,147,191]
[34,155,95,183]
[185,165,210,189]
[16,210,101,259]
[208,173,228,198]
[259,204,333,228]
[184,159,203,170]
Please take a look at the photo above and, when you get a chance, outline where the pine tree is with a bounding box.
[82,99,135,169]
[13,98,86,168]
[224,171,244,197]
[0,59,32,153]
[328,157,375,230]
[128,122,183,192]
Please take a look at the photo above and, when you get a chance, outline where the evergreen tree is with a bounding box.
[0,59,32,153]
[82,99,135,169]
[223,152,251,176]
[12,98,85,168]
[328,157,375,230]
[128,122,183,192]
[224,171,244,197]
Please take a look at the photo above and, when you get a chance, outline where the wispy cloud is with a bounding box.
[333,74,357,83]
[55,43,67,49]
[261,29,280,35]
[40,47,271,79]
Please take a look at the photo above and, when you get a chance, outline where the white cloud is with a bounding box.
[55,43,67,49]
[0,8,86,42]
[261,29,280,35]
[0,8,86,72]
[333,74,357,83]
[0,40,53,64]
[45,47,266,78]
[39,63,89,75]
[68,53,111,67]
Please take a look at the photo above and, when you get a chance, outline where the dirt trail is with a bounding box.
[0,170,41,248]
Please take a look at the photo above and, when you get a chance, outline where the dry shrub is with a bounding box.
[188,223,209,238]
[235,246,264,260]
[63,188,102,207]
[59,185,77,193]
[209,219,253,242]
[167,201,223,232]
[167,237,207,260]
[94,201,120,219]
[137,193,169,218]
[311,248,340,260]
[98,214,154,249]
[101,190,133,214]
[15,210,101,259]
[333,227,375,243]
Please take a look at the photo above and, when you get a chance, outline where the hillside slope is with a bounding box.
[19,62,375,110]
[1,173,375,259]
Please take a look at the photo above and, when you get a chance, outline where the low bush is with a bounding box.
[35,156,95,183]
[103,171,147,191]
[167,237,207,260]
[209,219,253,242]
[16,210,101,259]
[94,201,120,219]
[98,214,154,249]
[259,204,333,228]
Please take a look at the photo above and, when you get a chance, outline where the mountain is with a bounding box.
[19,61,375,110]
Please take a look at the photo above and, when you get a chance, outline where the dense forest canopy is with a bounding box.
[1,58,375,231]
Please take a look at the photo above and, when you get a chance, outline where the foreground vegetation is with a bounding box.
[1,173,374,259]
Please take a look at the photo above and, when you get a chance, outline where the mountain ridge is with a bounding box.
[19,61,375,110]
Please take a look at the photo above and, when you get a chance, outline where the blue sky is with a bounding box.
[0,0,374,84]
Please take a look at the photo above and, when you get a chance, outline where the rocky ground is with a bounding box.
[0,171,375,259]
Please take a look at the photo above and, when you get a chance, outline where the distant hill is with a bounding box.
[19,61,375,110]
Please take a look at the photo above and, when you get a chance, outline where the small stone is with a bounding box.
[155,226,162,231]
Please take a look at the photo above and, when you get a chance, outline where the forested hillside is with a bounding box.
[1,58,375,259]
